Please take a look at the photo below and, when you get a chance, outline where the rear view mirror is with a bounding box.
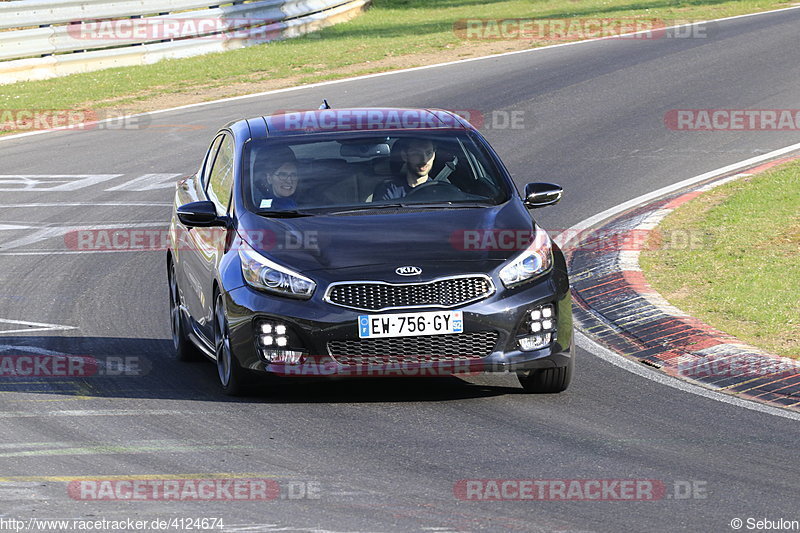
[523,183,563,209]
[340,143,390,157]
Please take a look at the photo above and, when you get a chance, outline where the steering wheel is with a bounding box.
[403,181,465,201]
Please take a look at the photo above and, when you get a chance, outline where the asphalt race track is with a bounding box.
[1,8,799,532]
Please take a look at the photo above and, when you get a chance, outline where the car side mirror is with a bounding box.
[523,182,563,209]
[177,201,229,227]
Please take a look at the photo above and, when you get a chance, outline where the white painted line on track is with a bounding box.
[0,203,172,207]
[0,6,798,144]
[563,144,800,421]
[0,319,76,335]
[0,175,122,192]
[0,344,68,356]
[0,227,70,251]
[106,173,182,191]
[576,332,800,422]
[0,222,166,252]
[0,174,182,193]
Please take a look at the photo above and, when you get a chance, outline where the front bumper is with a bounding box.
[223,265,573,378]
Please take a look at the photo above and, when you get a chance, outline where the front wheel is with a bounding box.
[517,356,573,393]
[169,262,201,362]
[214,293,250,396]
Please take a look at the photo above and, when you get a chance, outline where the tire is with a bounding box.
[517,356,573,393]
[214,293,250,396]
[169,261,202,362]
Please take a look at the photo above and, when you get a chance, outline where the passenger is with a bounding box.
[373,138,436,201]
[256,156,300,210]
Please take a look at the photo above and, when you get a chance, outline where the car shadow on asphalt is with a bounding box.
[0,335,525,403]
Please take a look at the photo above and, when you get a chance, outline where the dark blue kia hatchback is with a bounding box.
[168,108,572,395]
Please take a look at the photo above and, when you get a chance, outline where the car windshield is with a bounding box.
[241,131,511,214]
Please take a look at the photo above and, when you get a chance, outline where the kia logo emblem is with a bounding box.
[396,266,422,276]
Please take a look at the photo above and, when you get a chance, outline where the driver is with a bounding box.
[373,138,436,201]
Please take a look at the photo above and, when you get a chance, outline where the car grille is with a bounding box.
[325,275,494,311]
[327,331,498,365]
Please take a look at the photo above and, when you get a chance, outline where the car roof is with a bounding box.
[253,107,473,137]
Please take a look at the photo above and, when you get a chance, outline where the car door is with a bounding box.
[178,133,223,328]
[182,133,235,341]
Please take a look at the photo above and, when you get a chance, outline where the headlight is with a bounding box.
[238,240,315,298]
[498,225,553,288]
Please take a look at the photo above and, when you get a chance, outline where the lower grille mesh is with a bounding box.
[327,331,498,365]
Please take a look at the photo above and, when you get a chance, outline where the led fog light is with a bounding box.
[256,319,306,364]
[519,303,556,351]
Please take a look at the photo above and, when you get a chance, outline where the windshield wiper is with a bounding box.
[327,203,408,215]
[328,202,488,215]
[255,209,313,218]
[407,202,487,209]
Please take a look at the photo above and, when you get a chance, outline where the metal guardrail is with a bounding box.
[0,0,370,84]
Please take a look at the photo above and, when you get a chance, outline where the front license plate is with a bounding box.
[358,310,463,339]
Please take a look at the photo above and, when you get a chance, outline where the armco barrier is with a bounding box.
[0,0,370,84]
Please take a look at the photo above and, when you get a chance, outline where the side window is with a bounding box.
[207,134,235,215]
[200,135,224,189]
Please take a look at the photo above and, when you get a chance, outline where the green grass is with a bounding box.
[0,0,790,116]
[640,162,800,358]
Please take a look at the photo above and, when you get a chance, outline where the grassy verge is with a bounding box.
[0,0,792,122]
[640,162,800,358]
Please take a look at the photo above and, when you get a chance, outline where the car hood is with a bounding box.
[237,201,536,275]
